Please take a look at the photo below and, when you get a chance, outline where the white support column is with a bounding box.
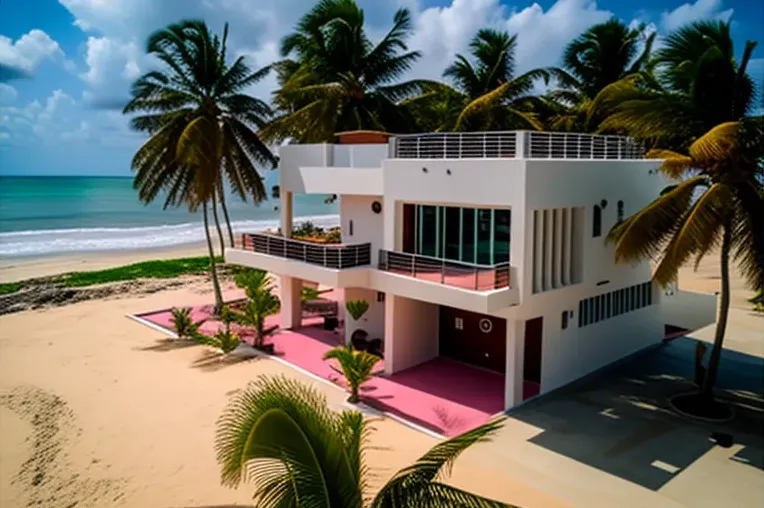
[279,275,302,330]
[504,319,526,409]
[383,295,396,375]
[280,190,294,237]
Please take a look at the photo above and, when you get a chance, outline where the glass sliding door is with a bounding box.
[419,205,437,257]
[493,209,510,262]
[461,208,475,263]
[477,209,492,264]
[444,207,461,260]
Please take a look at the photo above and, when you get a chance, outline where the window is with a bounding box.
[377,292,385,303]
[582,299,589,326]
[606,293,612,319]
[578,301,584,327]
[593,297,600,322]
[562,311,568,330]
[444,207,461,260]
[419,205,437,256]
[593,205,602,237]
[617,200,624,223]
[630,286,637,311]
[348,219,354,236]
[646,282,652,305]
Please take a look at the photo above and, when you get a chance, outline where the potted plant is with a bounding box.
[323,345,381,403]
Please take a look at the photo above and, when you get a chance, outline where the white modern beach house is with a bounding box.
[225,129,717,410]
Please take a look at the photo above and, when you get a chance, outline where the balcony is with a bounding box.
[226,233,372,287]
[378,250,510,291]
[242,233,371,268]
[392,131,644,160]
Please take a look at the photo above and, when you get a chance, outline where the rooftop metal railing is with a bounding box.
[240,233,371,269]
[378,249,510,291]
[392,131,644,160]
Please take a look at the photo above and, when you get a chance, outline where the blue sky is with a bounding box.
[0,0,762,176]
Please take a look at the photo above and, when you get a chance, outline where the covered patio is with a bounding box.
[134,302,504,436]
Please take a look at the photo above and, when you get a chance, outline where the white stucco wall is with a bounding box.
[339,195,384,265]
[662,289,718,332]
[384,294,439,373]
[343,287,385,344]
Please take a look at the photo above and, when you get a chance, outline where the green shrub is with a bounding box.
[171,307,200,339]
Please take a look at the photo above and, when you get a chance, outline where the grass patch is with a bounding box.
[56,256,223,287]
[0,282,24,295]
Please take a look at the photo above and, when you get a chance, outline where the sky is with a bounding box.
[0,0,762,176]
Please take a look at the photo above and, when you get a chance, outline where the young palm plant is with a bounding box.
[171,307,200,339]
[237,289,281,349]
[123,20,277,312]
[215,375,514,507]
[608,120,764,417]
[323,344,380,403]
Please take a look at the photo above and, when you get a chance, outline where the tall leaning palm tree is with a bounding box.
[216,375,515,507]
[544,18,655,131]
[608,120,763,415]
[404,29,546,131]
[263,0,425,143]
[124,20,276,312]
[590,20,757,150]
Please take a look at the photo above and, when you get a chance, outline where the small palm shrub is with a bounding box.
[345,299,369,321]
[237,290,281,349]
[215,376,510,506]
[301,286,321,302]
[323,345,381,403]
[233,268,272,300]
[212,329,241,354]
[171,307,199,339]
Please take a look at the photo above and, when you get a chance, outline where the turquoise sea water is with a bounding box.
[0,176,338,257]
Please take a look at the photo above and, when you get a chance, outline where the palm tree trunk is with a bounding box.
[211,191,226,256]
[203,201,224,314]
[701,222,732,399]
[218,182,235,247]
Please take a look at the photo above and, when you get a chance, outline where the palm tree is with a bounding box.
[262,0,425,142]
[590,21,757,150]
[608,120,763,416]
[215,375,514,506]
[544,18,655,131]
[123,20,277,310]
[403,29,547,132]
[323,344,380,403]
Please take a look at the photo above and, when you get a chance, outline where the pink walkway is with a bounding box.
[136,302,505,437]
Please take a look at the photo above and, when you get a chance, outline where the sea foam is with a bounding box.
[0,214,339,257]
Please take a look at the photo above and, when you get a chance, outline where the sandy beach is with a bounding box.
[0,245,758,508]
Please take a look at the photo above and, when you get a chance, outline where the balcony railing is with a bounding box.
[378,250,510,291]
[392,131,644,160]
[240,233,371,269]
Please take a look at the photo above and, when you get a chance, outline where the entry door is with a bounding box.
[523,317,543,385]
[439,306,506,373]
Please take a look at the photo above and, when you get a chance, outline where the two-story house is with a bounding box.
[225,129,717,410]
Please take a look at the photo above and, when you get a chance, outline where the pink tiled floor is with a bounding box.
[136,301,506,436]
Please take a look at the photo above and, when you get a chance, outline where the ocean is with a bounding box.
[0,176,339,258]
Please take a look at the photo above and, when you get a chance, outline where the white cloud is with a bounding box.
[661,0,733,32]
[0,29,66,78]
[0,83,18,104]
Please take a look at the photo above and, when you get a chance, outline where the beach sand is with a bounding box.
[0,282,566,508]
[0,246,757,507]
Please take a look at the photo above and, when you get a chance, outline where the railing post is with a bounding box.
[441,259,445,284]
[265,234,270,254]
[303,243,307,262]
[355,246,359,267]
[416,137,420,158]
[411,254,416,277]
[459,133,463,158]
[516,131,525,159]
[323,246,327,267]
[474,266,479,290]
